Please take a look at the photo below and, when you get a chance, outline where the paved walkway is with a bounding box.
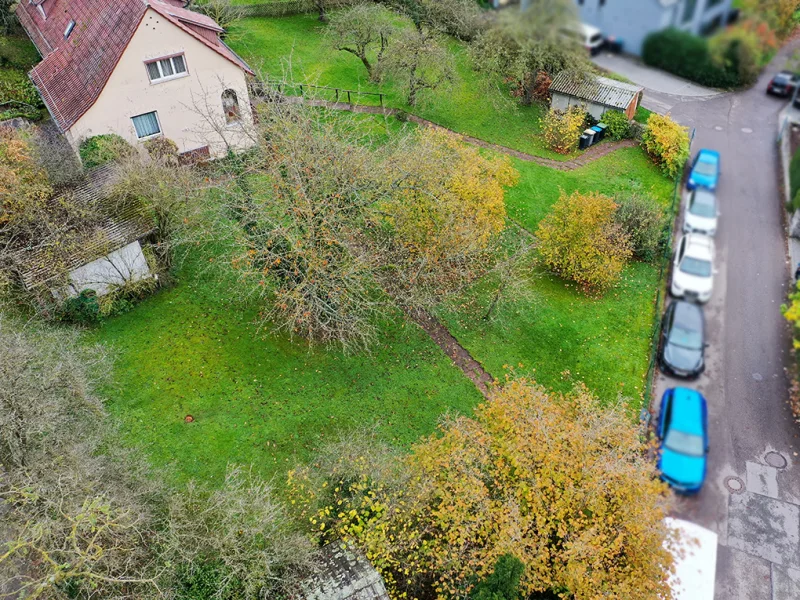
[593,53,725,114]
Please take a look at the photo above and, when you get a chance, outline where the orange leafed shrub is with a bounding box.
[288,379,676,600]
[0,128,52,229]
[536,190,632,292]
[641,112,690,178]
[542,105,586,154]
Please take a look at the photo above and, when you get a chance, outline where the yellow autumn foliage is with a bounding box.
[641,113,690,178]
[289,379,676,600]
[542,106,586,155]
[536,190,632,292]
[381,127,518,263]
[0,128,52,229]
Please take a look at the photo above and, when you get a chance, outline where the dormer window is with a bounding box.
[64,20,76,39]
[36,3,46,19]
[145,54,188,83]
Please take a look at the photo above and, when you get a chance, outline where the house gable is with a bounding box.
[68,8,253,157]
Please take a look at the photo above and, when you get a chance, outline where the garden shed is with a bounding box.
[10,164,156,299]
[296,543,389,600]
[549,73,643,120]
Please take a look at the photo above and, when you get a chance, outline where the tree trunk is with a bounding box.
[359,53,373,77]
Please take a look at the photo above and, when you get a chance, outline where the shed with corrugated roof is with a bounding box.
[549,73,644,120]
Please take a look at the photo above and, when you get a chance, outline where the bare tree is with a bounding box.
[187,0,242,34]
[378,28,456,106]
[161,465,316,600]
[471,0,591,104]
[326,3,396,78]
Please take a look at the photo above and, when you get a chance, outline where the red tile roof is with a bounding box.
[16,0,253,132]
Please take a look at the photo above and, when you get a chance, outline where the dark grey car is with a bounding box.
[659,301,706,379]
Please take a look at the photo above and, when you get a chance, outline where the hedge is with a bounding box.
[791,148,800,211]
[642,28,738,89]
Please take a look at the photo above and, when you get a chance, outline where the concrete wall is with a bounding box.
[58,240,152,298]
[66,8,254,158]
[576,0,732,56]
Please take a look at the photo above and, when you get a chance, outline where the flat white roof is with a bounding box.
[665,517,718,600]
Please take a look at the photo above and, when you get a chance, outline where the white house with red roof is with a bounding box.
[16,0,256,159]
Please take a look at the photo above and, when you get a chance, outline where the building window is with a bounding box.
[145,54,187,83]
[64,19,76,39]
[36,4,46,19]
[599,0,606,6]
[682,0,698,23]
[222,89,240,123]
[706,0,724,7]
[131,111,161,139]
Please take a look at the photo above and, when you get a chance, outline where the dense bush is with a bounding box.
[709,25,765,86]
[642,28,738,88]
[542,106,586,154]
[144,136,179,165]
[602,110,633,140]
[471,554,525,600]
[59,289,101,324]
[614,194,666,262]
[641,113,690,178]
[536,191,632,292]
[0,68,44,119]
[78,134,134,169]
[790,148,800,211]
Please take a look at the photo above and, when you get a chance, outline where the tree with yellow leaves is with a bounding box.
[289,379,676,600]
[536,190,632,293]
[641,113,690,178]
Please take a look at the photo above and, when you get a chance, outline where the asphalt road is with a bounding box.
[638,44,800,598]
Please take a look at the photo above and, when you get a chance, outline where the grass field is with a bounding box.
[228,13,576,159]
[0,33,44,121]
[438,149,675,404]
[90,261,482,485]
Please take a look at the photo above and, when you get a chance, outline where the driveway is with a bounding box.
[593,53,725,113]
[645,42,800,599]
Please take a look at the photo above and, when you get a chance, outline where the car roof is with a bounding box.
[684,234,714,258]
[697,149,720,162]
[692,188,716,203]
[668,387,706,434]
[672,300,704,329]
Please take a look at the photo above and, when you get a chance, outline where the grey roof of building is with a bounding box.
[299,543,389,600]
[549,73,644,110]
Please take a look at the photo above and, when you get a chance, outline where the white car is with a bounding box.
[671,234,716,303]
[683,188,719,237]
[665,518,718,600]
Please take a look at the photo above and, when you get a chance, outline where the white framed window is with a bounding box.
[131,111,162,140]
[145,54,187,83]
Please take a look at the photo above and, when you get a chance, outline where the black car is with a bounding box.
[659,301,706,379]
[769,71,800,97]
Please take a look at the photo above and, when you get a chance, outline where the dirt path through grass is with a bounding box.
[405,307,495,398]
[293,96,638,170]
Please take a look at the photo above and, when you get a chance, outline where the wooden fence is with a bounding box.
[250,79,386,107]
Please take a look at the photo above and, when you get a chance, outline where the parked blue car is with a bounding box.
[656,387,709,494]
[687,149,720,191]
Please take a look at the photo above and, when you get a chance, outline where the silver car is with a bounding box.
[683,188,719,237]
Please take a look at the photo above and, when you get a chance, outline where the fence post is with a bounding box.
[379,93,383,107]
[347,90,352,105]
[335,88,339,103]
[300,84,304,96]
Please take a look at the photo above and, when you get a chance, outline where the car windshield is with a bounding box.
[689,193,716,218]
[664,429,705,458]
[693,159,717,176]
[670,324,703,349]
[775,74,792,84]
[590,33,603,43]
[680,256,712,277]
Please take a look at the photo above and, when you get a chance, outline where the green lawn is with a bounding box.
[89,263,482,485]
[437,149,674,405]
[229,13,573,159]
[0,34,43,121]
